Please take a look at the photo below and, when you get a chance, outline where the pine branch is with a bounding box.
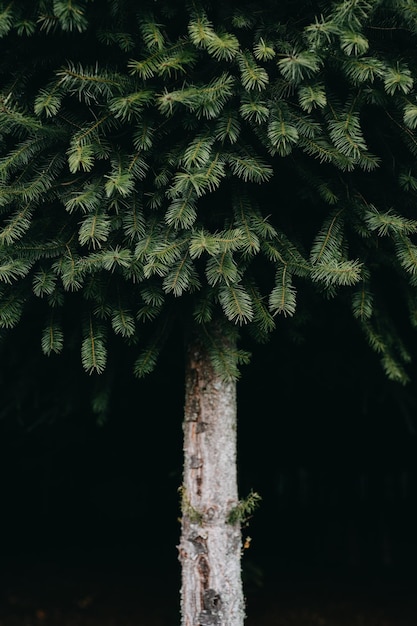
[57,63,124,104]
[227,152,273,182]
[163,254,201,296]
[268,266,297,317]
[339,29,369,56]
[157,72,235,119]
[239,93,269,124]
[311,258,363,286]
[0,257,33,284]
[214,111,241,144]
[206,252,240,286]
[52,0,88,33]
[33,268,57,297]
[267,115,299,156]
[78,212,111,249]
[139,13,165,51]
[342,56,385,85]
[246,282,275,339]
[395,236,417,277]
[109,89,154,122]
[351,273,373,320]
[41,319,64,355]
[237,51,269,91]
[128,41,197,80]
[310,210,345,264]
[253,38,276,61]
[202,322,251,382]
[64,180,104,214]
[277,49,322,84]
[81,317,107,374]
[53,249,84,291]
[111,307,136,337]
[0,289,25,328]
[384,62,413,95]
[0,205,33,244]
[218,283,254,324]
[122,199,146,241]
[364,206,417,237]
[298,83,327,112]
[165,193,198,229]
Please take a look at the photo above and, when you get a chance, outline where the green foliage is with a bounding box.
[278,50,322,84]
[364,206,417,237]
[111,307,136,337]
[0,0,417,384]
[0,289,25,328]
[361,318,411,384]
[33,268,57,297]
[227,490,262,526]
[41,319,64,355]
[218,284,254,324]
[52,0,89,33]
[384,63,413,95]
[269,267,297,317]
[298,83,327,112]
[133,341,161,377]
[238,51,269,91]
[351,271,373,321]
[81,318,107,374]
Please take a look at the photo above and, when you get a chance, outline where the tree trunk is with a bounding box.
[178,330,245,626]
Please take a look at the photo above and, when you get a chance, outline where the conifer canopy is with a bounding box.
[1,0,417,382]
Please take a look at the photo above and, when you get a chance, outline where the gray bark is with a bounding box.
[178,331,245,626]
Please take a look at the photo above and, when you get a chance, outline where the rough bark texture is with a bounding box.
[178,332,244,626]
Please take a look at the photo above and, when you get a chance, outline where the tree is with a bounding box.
[2,1,417,624]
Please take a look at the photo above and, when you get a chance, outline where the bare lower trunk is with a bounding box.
[178,331,245,626]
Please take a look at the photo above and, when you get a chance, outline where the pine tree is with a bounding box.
[2,1,417,623]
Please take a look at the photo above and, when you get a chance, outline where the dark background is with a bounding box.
[1,297,417,623]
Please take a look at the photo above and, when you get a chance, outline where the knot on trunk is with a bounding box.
[188,531,208,554]
[190,455,203,469]
[203,505,219,524]
[198,589,222,625]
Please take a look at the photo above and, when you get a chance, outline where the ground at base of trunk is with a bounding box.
[1,561,416,626]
